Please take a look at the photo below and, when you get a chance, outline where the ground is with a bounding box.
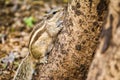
[0,0,67,79]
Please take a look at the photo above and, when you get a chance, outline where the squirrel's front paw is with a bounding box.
[39,57,48,64]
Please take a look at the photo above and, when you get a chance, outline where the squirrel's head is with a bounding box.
[46,7,64,22]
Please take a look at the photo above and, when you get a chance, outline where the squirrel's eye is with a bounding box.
[53,11,57,14]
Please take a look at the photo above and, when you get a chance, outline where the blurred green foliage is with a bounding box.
[23,17,35,27]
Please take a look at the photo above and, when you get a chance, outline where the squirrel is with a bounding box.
[13,7,64,80]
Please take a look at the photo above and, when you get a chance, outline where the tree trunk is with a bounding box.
[87,0,120,80]
[36,0,108,80]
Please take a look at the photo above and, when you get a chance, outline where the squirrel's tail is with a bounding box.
[13,55,35,80]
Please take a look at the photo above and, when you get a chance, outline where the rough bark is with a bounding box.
[87,0,120,80]
[36,0,108,80]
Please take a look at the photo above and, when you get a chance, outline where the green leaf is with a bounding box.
[23,16,35,27]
